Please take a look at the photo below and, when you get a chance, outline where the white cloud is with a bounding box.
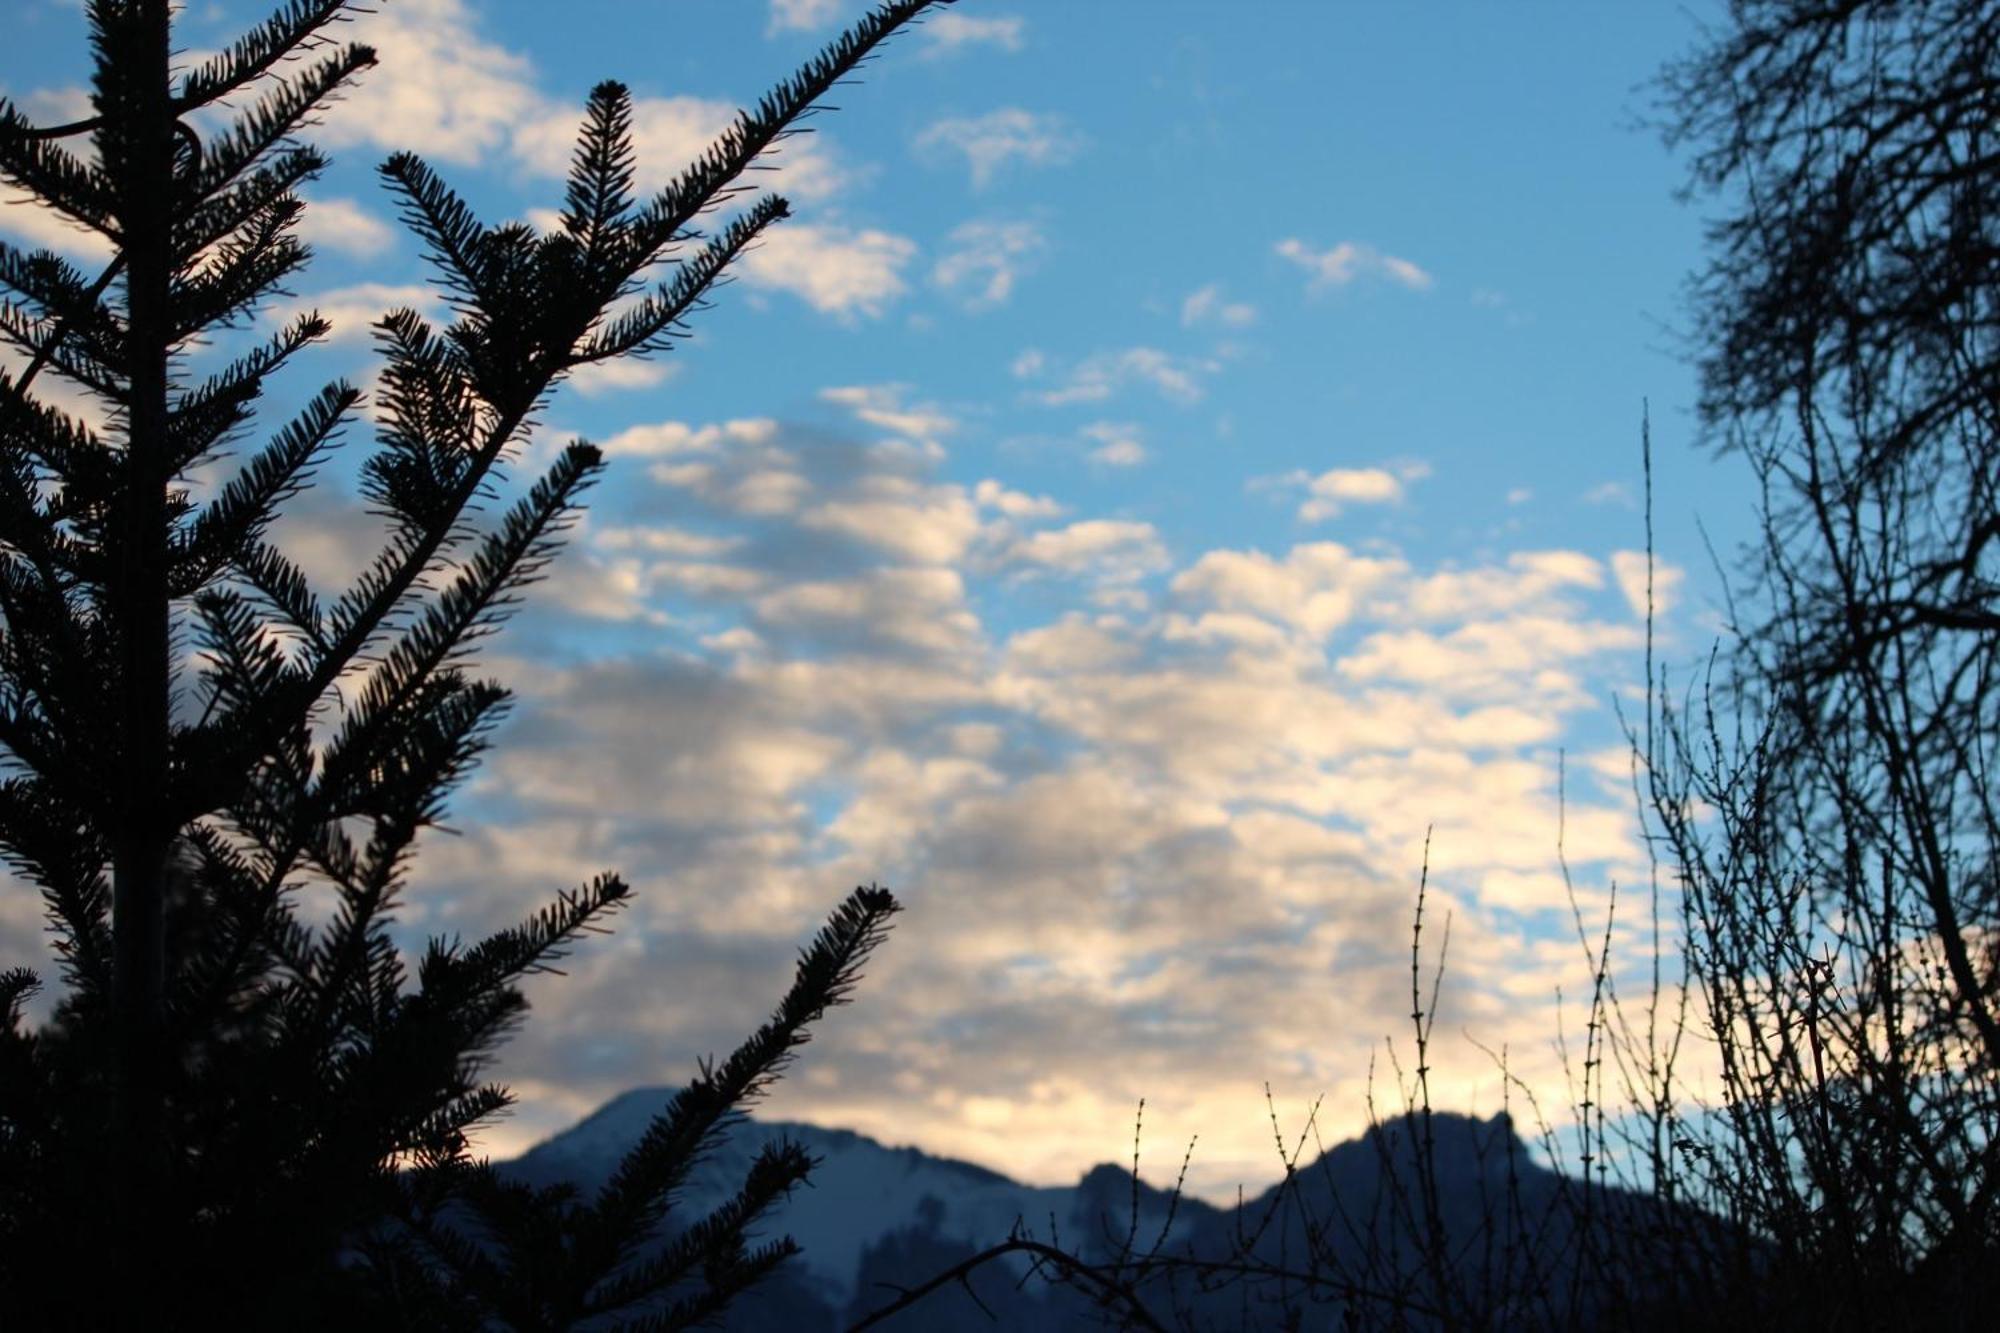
[653,460,811,517]
[740,224,917,319]
[267,282,442,343]
[1171,542,1408,640]
[1275,237,1434,292]
[801,475,982,565]
[333,2,848,202]
[1000,519,1169,583]
[755,568,981,658]
[0,183,113,261]
[601,417,779,459]
[1180,283,1257,329]
[914,108,1084,188]
[974,479,1065,520]
[384,484,1659,1193]
[1276,462,1427,523]
[920,13,1026,58]
[1583,481,1635,508]
[322,0,535,165]
[1081,422,1147,467]
[596,526,742,559]
[296,196,396,258]
[1037,347,1215,407]
[930,219,1046,308]
[1610,549,1683,619]
[1009,348,1046,379]
[1404,550,1604,621]
[820,384,957,444]
[768,0,842,33]
[565,357,677,396]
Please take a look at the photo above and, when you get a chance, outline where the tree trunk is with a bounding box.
[108,1,175,1324]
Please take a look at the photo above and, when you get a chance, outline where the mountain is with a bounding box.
[499,1093,1735,1330]
[501,1088,1212,1327]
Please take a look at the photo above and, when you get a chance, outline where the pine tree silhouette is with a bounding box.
[0,2,947,1328]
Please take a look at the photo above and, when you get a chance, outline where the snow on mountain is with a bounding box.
[497,1092,1716,1329]
[499,1087,1206,1311]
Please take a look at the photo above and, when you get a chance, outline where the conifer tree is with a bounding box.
[0,2,947,1327]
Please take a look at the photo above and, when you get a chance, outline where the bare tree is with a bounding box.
[1640,0,2000,1324]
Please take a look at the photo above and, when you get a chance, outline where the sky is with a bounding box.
[0,0,1755,1203]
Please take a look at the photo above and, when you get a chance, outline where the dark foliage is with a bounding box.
[0,2,947,1328]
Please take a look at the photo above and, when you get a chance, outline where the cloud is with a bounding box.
[974,478,1065,520]
[330,2,848,203]
[565,357,677,397]
[930,220,1046,308]
[267,282,443,343]
[1170,542,1408,641]
[1582,481,1635,508]
[739,224,917,319]
[767,0,842,33]
[801,475,982,565]
[1181,283,1257,329]
[601,417,780,460]
[198,330,1658,1201]
[914,108,1084,188]
[0,183,114,261]
[1270,461,1429,523]
[1275,237,1434,292]
[1009,348,1046,379]
[755,567,983,659]
[920,13,1027,58]
[1081,422,1147,467]
[999,519,1169,583]
[1036,347,1216,407]
[1610,549,1683,619]
[403,484,1653,1191]
[1403,550,1603,621]
[320,0,535,165]
[820,383,957,447]
[296,196,397,258]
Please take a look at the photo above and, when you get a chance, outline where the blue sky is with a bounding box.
[1,0,1751,1201]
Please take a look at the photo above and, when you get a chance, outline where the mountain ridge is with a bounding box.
[498,1089,1699,1328]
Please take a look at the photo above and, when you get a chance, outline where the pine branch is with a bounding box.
[167,199,310,341]
[165,312,333,480]
[579,887,900,1276]
[629,0,954,256]
[182,45,373,207]
[0,966,37,1025]
[313,442,601,821]
[0,777,111,998]
[0,300,127,405]
[177,1,366,113]
[171,376,355,595]
[573,195,788,365]
[174,148,324,265]
[561,81,639,266]
[607,1238,802,1333]
[378,153,495,313]
[584,1139,816,1319]
[444,873,633,999]
[0,243,127,373]
[0,103,118,238]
